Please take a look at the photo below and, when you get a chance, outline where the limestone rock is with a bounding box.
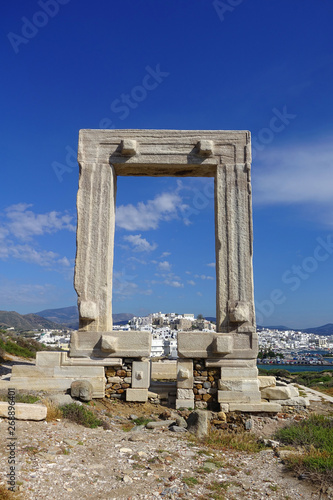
[186,410,209,439]
[71,380,93,401]
[260,386,293,400]
[48,393,75,406]
[258,376,276,389]
[0,402,47,421]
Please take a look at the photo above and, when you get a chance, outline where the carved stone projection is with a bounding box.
[70,129,280,412]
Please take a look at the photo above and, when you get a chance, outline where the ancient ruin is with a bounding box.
[1,129,282,412]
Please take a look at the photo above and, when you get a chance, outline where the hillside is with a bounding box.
[0,311,60,331]
[35,306,134,329]
[303,323,333,335]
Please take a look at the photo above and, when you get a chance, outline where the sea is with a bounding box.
[257,358,333,373]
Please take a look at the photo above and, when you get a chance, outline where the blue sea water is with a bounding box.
[257,363,333,373]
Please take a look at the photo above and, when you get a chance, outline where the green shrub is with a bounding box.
[60,403,102,428]
[275,414,333,482]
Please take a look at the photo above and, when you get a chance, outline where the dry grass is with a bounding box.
[196,428,264,453]
[42,398,62,422]
[0,484,22,499]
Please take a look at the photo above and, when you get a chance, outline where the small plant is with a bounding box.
[133,416,153,426]
[43,399,63,422]
[15,394,40,404]
[183,476,199,487]
[206,480,231,500]
[61,403,102,428]
[275,414,333,484]
[199,428,264,453]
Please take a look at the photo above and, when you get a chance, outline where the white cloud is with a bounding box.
[164,279,183,288]
[0,203,75,271]
[158,261,172,271]
[187,280,196,286]
[5,203,75,240]
[116,191,187,231]
[194,274,214,280]
[207,262,216,268]
[123,234,157,252]
[197,291,203,297]
[253,140,333,207]
[161,251,171,258]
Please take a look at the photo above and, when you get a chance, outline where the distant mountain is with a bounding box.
[303,324,333,336]
[258,325,292,331]
[35,306,134,329]
[258,324,333,336]
[36,306,79,329]
[0,310,60,331]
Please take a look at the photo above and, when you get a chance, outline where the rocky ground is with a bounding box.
[0,396,333,500]
[1,355,333,499]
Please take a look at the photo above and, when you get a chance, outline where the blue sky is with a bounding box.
[1,0,333,328]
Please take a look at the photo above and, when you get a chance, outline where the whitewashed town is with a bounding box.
[34,312,333,365]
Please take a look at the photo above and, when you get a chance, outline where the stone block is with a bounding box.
[79,300,97,320]
[121,139,137,155]
[36,352,61,367]
[175,399,195,410]
[177,359,193,389]
[70,330,151,358]
[132,361,150,389]
[218,379,259,392]
[0,402,47,421]
[187,410,209,438]
[220,367,258,379]
[219,404,230,412]
[214,335,233,354]
[197,139,214,156]
[151,360,177,380]
[228,402,282,412]
[258,376,276,389]
[228,301,249,323]
[177,388,194,400]
[218,391,261,403]
[261,386,293,400]
[287,384,299,398]
[126,388,148,402]
[101,335,118,353]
